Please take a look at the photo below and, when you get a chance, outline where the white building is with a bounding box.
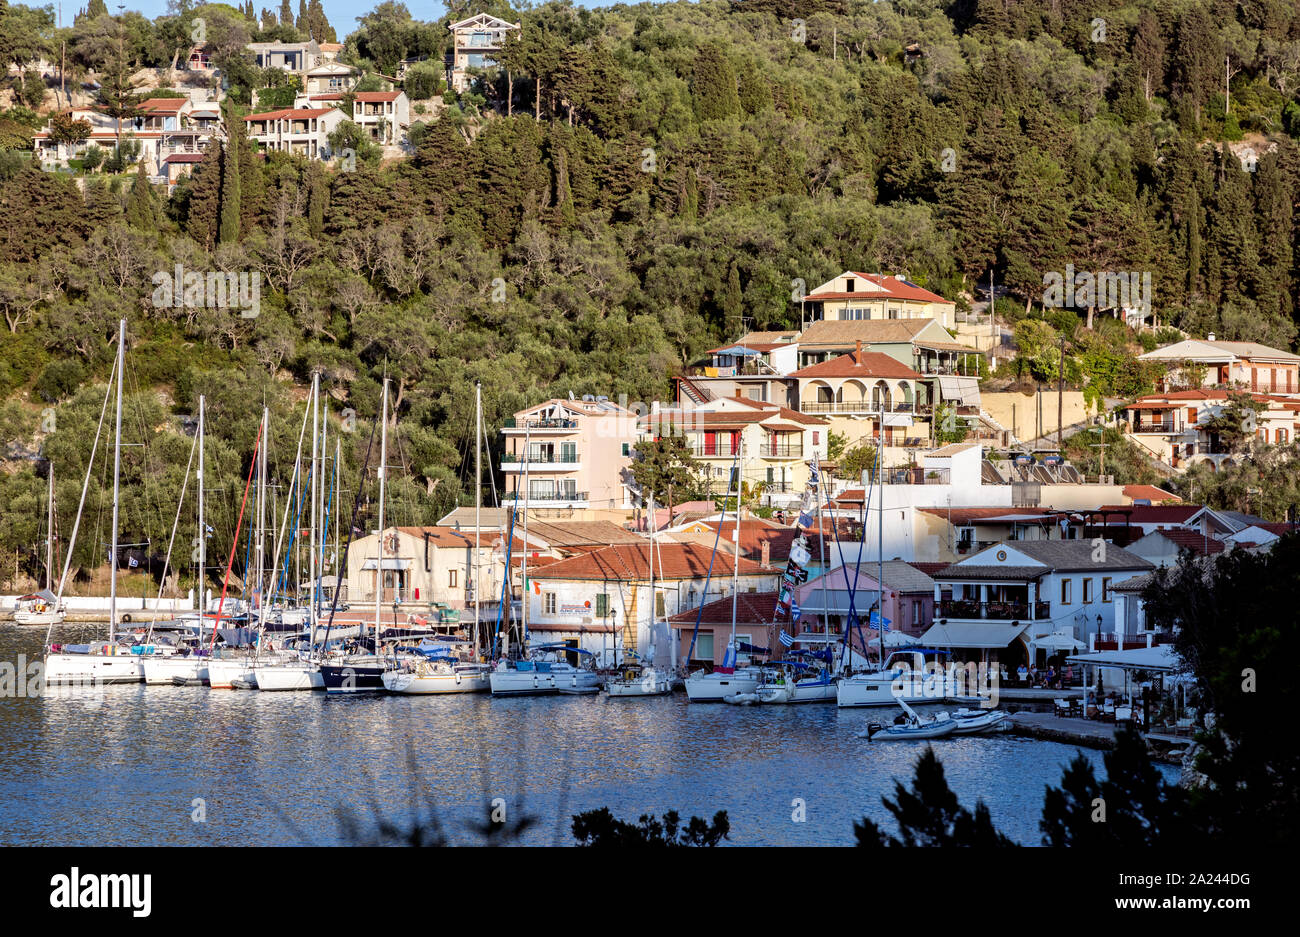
[243,105,346,159]
[352,90,409,144]
[446,13,520,93]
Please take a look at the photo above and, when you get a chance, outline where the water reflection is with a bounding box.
[1,624,1162,845]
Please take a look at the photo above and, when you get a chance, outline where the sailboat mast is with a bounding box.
[198,395,206,627]
[256,406,267,622]
[520,424,529,654]
[308,374,319,649]
[878,402,885,666]
[374,378,388,643]
[318,390,327,639]
[647,491,656,668]
[728,433,743,653]
[109,318,124,640]
[474,381,482,660]
[45,464,54,592]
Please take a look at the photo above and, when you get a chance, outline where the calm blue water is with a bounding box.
[1,625,1163,846]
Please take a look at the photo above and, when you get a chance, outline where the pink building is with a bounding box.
[501,397,638,516]
[794,560,939,649]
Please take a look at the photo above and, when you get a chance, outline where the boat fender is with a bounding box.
[455,672,461,685]
[533,674,538,688]
[122,614,131,623]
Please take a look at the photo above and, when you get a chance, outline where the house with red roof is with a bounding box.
[1120,389,1299,470]
[244,104,346,159]
[352,90,409,144]
[801,272,958,330]
[526,542,777,662]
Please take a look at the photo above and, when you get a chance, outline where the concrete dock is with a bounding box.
[1007,712,1189,764]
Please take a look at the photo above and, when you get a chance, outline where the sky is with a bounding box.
[73,2,614,37]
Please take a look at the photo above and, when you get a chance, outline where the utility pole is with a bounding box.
[1057,334,1066,449]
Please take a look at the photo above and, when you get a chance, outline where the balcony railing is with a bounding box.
[503,417,578,430]
[800,401,919,415]
[939,599,1052,621]
[1132,422,1179,434]
[687,445,738,459]
[501,453,579,464]
[504,490,587,503]
[759,443,804,458]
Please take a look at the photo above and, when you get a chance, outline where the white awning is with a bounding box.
[884,412,914,427]
[360,558,412,571]
[1065,645,1180,672]
[920,620,1028,649]
[1032,629,1086,651]
[937,376,981,406]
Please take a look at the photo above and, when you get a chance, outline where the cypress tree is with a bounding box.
[280,0,294,30]
[185,143,222,249]
[306,162,325,238]
[691,42,740,122]
[219,139,241,244]
[125,160,158,232]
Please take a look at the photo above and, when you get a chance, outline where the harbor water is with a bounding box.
[0,625,1171,846]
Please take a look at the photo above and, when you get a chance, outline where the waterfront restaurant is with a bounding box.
[925,541,1154,668]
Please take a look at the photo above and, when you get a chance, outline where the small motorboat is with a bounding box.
[862,698,958,741]
[755,683,794,704]
[950,708,1011,735]
[724,691,760,705]
[230,674,258,690]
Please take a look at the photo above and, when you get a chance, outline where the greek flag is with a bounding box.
[128,556,139,568]
[778,630,794,648]
[867,611,891,630]
[790,599,801,621]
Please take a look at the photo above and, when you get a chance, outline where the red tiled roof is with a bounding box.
[808,274,951,305]
[907,561,950,577]
[1092,505,1200,524]
[532,542,772,582]
[917,506,1059,525]
[789,348,922,380]
[354,91,402,102]
[1154,528,1226,555]
[140,97,186,112]
[243,107,336,120]
[164,153,206,163]
[1122,485,1181,503]
[668,591,780,626]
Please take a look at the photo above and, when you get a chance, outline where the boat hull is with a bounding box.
[207,657,256,689]
[43,652,143,686]
[320,661,389,693]
[489,670,558,696]
[382,669,491,694]
[951,710,1011,735]
[605,674,672,697]
[867,718,958,741]
[141,656,209,686]
[684,671,759,702]
[13,611,65,626]
[253,663,323,691]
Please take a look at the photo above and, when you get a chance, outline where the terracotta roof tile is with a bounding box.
[533,542,773,582]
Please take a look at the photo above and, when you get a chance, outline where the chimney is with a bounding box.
[760,539,771,568]
[855,339,863,362]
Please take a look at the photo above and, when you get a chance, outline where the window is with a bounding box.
[1082,578,1093,603]
[696,632,715,661]
[812,431,820,445]
[912,599,922,626]
[1102,577,1112,603]
[845,278,855,292]
[595,593,609,617]
[449,569,458,588]
[655,591,666,617]
[544,592,556,615]
[1060,579,1072,605]
[622,443,630,456]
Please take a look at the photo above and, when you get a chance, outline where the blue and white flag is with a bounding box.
[790,599,801,621]
[128,556,139,568]
[867,611,891,630]
[778,630,794,648]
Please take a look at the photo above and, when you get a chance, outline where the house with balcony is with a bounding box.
[925,541,1153,667]
[242,105,346,159]
[343,526,504,618]
[641,397,829,505]
[352,90,408,144]
[528,542,777,664]
[34,97,217,172]
[305,61,359,94]
[799,272,958,330]
[1139,334,1300,394]
[247,39,336,76]
[1120,389,1300,471]
[501,396,638,517]
[795,560,940,642]
[446,13,521,93]
[788,341,931,448]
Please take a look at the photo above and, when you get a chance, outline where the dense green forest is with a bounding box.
[2,0,1300,590]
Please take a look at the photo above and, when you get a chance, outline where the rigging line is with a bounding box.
[256,391,313,642]
[144,425,198,647]
[123,357,167,552]
[827,451,876,670]
[686,446,740,664]
[318,409,379,651]
[207,417,263,650]
[44,356,118,649]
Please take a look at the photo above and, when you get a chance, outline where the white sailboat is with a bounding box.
[256,376,324,691]
[605,493,671,698]
[44,319,145,685]
[14,466,65,626]
[382,381,490,696]
[685,436,770,702]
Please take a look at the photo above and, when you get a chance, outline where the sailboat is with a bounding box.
[605,493,671,698]
[382,380,491,695]
[43,320,146,685]
[256,375,325,691]
[14,465,65,626]
[684,437,773,702]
